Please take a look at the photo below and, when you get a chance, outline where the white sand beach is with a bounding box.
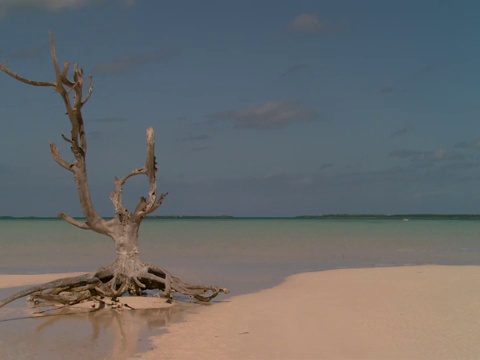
[141,265,480,360]
[1,266,480,359]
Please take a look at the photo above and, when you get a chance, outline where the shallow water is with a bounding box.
[2,218,480,293]
[1,218,480,358]
[0,294,192,360]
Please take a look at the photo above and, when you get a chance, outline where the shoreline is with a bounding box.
[1,266,480,359]
[0,272,177,360]
[141,265,480,360]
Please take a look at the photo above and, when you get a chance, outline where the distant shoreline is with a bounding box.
[3,214,480,220]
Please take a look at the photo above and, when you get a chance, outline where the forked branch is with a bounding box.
[108,128,168,223]
[0,32,107,235]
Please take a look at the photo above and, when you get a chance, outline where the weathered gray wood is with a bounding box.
[0,273,99,308]
[0,33,228,309]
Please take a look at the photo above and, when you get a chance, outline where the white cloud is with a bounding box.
[0,0,135,15]
[287,14,328,34]
[0,0,91,13]
[209,101,317,130]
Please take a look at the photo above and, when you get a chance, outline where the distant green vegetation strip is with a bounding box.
[2,214,480,220]
[295,214,480,220]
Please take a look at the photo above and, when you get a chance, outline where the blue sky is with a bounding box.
[1,0,480,217]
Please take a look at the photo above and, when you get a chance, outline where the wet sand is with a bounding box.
[1,266,480,359]
[141,265,480,360]
[0,273,179,360]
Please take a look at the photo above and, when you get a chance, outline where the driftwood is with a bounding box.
[0,33,228,309]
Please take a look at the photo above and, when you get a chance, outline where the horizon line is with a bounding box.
[3,214,480,220]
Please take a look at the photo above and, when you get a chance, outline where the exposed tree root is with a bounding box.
[0,260,229,309]
[0,273,99,308]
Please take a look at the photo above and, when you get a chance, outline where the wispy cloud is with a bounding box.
[209,101,318,130]
[437,161,480,172]
[123,0,136,7]
[0,0,93,15]
[189,146,212,152]
[319,163,334,170]
[181,134,211,142]
[389,149,464,162]
[390,127,410,138]
[0,0,135,15]
[11,47,44,60]
[281,64,307,77]
[287,14,339,34]
[92,117,128,123]
[93,50,181,76]
[422,64,439,75]
[378,86,397,95]
[287,14,327,34]
[87,130,104,141]
[454,138,480,149]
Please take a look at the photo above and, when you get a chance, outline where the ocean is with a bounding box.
[1,218,480,293]
[1,217,480,359]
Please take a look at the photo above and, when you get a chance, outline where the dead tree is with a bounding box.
[0,33,228,308]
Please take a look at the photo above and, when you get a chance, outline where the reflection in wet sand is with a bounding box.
[0,300,192,360]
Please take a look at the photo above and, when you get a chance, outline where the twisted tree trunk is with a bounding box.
[0,33,228,309]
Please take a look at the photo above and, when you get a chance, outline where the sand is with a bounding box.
[1,266,480,359]
[0,272,86,288]
[0,272,175,360]
[140,265,480,360]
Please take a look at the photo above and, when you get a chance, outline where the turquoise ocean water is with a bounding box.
[1,218,480,359]
[1,218,480,294]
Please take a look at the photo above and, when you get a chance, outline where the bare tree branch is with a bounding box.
[108,128,167,222]
[109,168,145,218]
[145,127,157,184]
[130,128,167,218]
[145,192,168,215]
[60,60,71,79]
[0,33,106,233]
[59,213,91,230]
[143,127,158,213]
[44,32,107,234]
[81,75,93,107]
[0,63,56,87]
[61,134,74,145]
[49,142,73,172]
[133,196,148,214]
